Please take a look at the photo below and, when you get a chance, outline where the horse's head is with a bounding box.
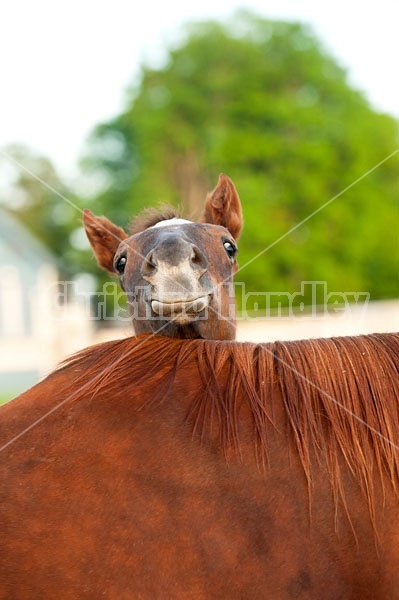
[83,174,243,340]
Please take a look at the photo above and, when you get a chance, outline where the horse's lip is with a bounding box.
[150,294,210,317]
[151,294,210,305]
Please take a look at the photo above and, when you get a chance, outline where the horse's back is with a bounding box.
[1,335,399,599]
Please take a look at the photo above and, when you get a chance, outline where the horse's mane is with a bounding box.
[129,205,180,234]
[61,332,399,515]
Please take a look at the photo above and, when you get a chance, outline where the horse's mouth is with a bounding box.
[151,295,210,323]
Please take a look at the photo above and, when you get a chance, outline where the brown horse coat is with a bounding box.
[1,332,399,599]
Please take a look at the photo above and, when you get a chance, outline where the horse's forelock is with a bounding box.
[129,206,181,235]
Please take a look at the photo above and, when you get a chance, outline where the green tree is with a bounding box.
[83,12,399,306]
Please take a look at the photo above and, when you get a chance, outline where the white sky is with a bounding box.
[0,0,398,182]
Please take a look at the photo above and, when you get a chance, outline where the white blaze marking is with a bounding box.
[150,218,193,229]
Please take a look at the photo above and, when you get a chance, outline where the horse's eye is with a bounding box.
[223,240,237,260]
[115,256,127,274]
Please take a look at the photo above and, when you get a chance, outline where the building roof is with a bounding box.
[0,206,56,269]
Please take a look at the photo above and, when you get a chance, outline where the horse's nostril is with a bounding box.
[142,250,158,279]
[191,247,200,263]
[190,245,208,272]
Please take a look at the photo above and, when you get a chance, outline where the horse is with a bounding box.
[83,173,243,340]
[1,332,399,599]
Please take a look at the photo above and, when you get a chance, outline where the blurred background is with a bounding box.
[0,1,398,400]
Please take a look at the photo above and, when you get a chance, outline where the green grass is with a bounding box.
[0,394,16,405]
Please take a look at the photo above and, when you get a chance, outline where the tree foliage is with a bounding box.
[82,12,398,307]
[5,13,397,310]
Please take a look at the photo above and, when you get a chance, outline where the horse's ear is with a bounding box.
[202,174,243,240]
[83,209,128,274]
